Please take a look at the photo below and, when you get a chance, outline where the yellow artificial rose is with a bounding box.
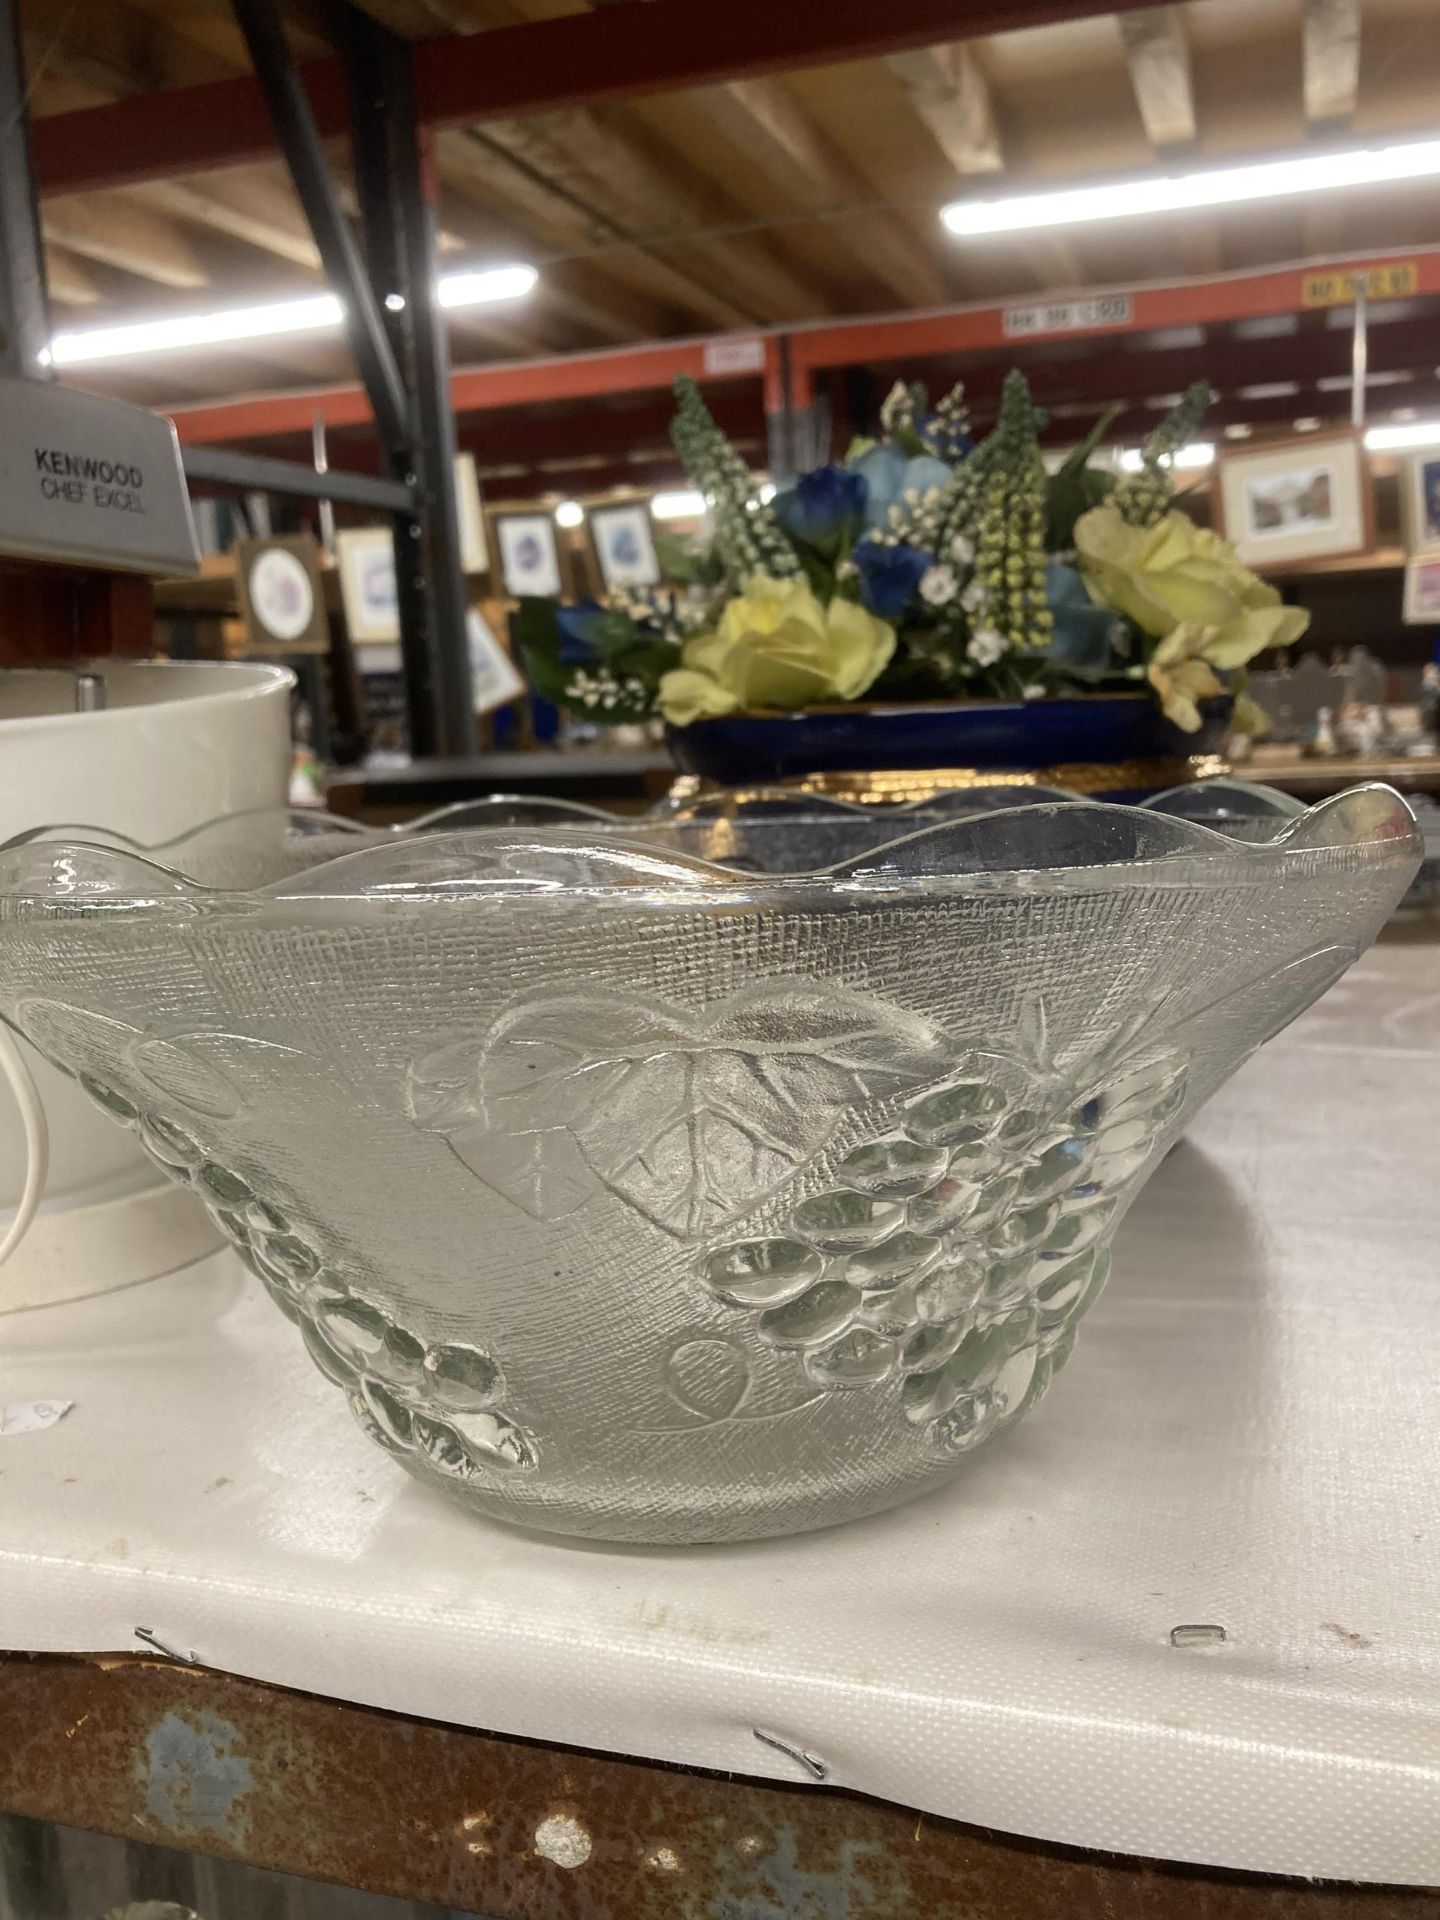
[657,576,895,726]
[1147,620,1292,733]
[654,667,740,728]
[1076,505,1284,635]
[1075,505,1310,731]
[1144,624,1228,735]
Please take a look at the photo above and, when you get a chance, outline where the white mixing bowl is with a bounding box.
[0,659,294,1307]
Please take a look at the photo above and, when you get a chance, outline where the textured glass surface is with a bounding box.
[0,784,1420,1543]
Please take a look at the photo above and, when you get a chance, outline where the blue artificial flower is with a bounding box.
[773,464,869,552]
[1045,562,1126,675]
[852,540,935,620]
[555,600,608,664]
[850,445,954,529]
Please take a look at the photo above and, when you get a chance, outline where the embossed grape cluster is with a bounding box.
[78,1072,538,1483]
[699,1046,1185,1458]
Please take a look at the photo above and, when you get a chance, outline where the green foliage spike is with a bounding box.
[670,376,801,586]
[1113,381,1215,529]
[948,370,1051,655]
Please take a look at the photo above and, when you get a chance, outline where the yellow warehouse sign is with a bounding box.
[1301,262,1418,307]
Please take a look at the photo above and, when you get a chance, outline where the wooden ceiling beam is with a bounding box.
[886,44,1081,295]
[532,266,675,348]
[1299,0,1360,262]
[42,192,211,289]
[1303,0,1361,128]
[1118,8,1218,282]
[32,0,1169,198]
[473,109,830,323]
[1118,7,1197,150]
[888,43,1093,294]
[700,76,948,307]
[20,33,325,277]
[886,44,1003,176]
[132,179,321,272]
[433,166,675,345]
[43,248,103,308]
[435,128,754,333]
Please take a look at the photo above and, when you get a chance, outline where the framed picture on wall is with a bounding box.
[235,535,328,654]
[455,452,489,574]
[1403,556,1440,624]
[491,508,565,598]
[1401,451,1440,558]
[335,526,400,644]
[586,498,662,590]
[468,606,526,712]
[1215,431,1372,571]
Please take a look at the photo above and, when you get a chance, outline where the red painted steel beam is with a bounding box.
[1101,376,1440,440]
[162,253,1440,448]
[786,251,1440,391]
[34,67,350,200]
[168,337,770,444]
[31,0,1163,199]
[855,314,1440,412]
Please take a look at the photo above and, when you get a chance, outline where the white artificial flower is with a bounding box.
[903,487,921,507]
[918,564,959,607]
[568,666,627,709]
[836,558,859,581]
[960,577,988,615]
[879,379,911,432]
[966,627,1006,667]
[1021,683,1046,701]
[951,533,975,565]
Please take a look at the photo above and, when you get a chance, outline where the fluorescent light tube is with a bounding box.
[438,265,538,309]
[941,138,1440,237]
[651,490,706,520]
[1364,419,1440,450]
[49,265,538,367]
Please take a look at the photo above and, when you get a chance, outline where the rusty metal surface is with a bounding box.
[1,1653,1437,1920]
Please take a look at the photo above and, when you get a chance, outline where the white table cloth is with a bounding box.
[3,935,1438,1885]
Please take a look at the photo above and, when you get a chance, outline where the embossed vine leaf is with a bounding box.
[474,983,955,1237]
[408,1035,594,1220]
[15,998,300,1121]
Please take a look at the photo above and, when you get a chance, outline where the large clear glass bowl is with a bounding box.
[0,783,1420,1543]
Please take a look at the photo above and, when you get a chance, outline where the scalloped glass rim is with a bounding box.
[0,782,1421,906]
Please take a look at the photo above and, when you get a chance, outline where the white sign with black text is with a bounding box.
[0,379,200,575]
[1002,294,1133,339]
[703,337,767,376]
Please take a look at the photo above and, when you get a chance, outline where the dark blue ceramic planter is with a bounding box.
[667,696,1232,802]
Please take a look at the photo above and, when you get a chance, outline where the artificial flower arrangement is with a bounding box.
[516,371,1310,736]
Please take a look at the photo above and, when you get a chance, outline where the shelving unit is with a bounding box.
[7,0,1440,1913]
[5,942,1440,1909]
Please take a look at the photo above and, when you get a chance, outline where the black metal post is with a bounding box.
[0,0,52,380]
[341,5,476,758]
[229,0,410,458]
